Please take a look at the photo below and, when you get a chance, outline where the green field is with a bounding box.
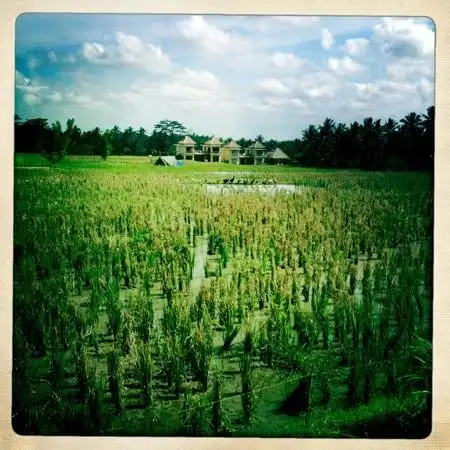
[13,154,433,437]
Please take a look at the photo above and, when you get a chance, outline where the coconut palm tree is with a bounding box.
[301,124,320,166]
[421,106,435,169]
[400,112,424,169]
[318,118,337,167]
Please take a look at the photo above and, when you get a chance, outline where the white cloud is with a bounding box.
[115,31,144,63]
[373,18,434,59]
[86,68,234,126]
[257,78,290,96]
[352,79,419,103]
[347,99,368,111]
[418,77,433,95]
[245,95,309,114]
[17,84,48,94]
[64,54,78,63]
[15,70,30,87]
[82,33,171,73]
[47,91,63,102]
[115,31,171,72]
[418,77,434,103]
[294,71,339,99]
[321,28,334,50]
[27,56,39,69]
[143,43,172,72]
[271,52,305,70]
[386,58,434,81]
[108,91,141,104]
[328,56,363,76]
[23,93,40,105]
[174,69,221,90]
[304,85,336,99]
[65,91,109,110]
[155,68,228,104]
[48,51,58,63]
[15,71,48,95]
[82,42,107,62]
[343,37,369,56]
[176,15,245,54]
[267,96,307,109]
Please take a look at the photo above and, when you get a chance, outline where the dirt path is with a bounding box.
[190,235,209,298]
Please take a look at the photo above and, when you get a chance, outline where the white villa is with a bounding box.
[175,136,290,165]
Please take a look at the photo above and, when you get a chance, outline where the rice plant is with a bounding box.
[107,350,124,415]
[240,352,253,424]
[136,341,154,408]
[86,365,108,432]
[13,163,432,437]
[181,389,210,436]
[188,311,214,391]
[211,373,223,435]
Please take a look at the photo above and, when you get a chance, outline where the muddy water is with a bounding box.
[206,184,302,195]
[198,171,256,176]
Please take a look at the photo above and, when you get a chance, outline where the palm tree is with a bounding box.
[358,117,383,170]
[421,106,435,169]
[318,118,336,167]
[383,118,398,133]
[333,123,348,167]
[381,118,400,169]
[320,118,336,136]
[301,124,320,166]
[422,106,435,133]
[400,112,423,135]
[400,112,424,169]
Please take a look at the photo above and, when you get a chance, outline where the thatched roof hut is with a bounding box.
[154,156,178,167]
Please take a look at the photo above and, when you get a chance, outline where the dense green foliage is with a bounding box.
[14,106,434,170]
[13,163,432,437]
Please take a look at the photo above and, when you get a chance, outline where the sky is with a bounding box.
[15,14,435,140]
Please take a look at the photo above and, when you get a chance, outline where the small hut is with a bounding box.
[154,156,177,167]
[266,147,291,165]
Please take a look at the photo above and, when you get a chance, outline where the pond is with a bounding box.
[205,184,302,194]
[199,171,256,176]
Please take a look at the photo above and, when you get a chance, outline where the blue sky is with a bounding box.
[15,14,435,140]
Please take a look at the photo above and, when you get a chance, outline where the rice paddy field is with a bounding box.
[13,154,433,438]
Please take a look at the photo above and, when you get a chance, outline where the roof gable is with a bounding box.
[270,148,290,160]
[226,140,241,149]
[204,136,222,146]
[250,141,266,149]
[177,136,196,145]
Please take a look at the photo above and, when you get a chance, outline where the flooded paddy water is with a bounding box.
[205,184,302,195]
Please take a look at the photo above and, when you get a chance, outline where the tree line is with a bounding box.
[14,106,434,171]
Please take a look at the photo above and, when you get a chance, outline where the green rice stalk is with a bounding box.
[181,390,209,436]
[137,342,154,408]
[107,350,124,415]
[75,341,89,402]
[240,352,253,424]
[86,365,108,432]
[189,312,214,391]
[211,373,223,434]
